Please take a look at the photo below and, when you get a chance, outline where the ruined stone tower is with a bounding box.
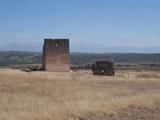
[42,39,70,72]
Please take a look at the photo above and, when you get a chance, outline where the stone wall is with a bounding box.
[42,39,70,72]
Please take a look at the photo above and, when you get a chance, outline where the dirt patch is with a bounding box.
[136,73,160,79]
[119,106,160,120]
[81,106,160,120]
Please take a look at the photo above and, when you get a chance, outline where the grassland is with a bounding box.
[0,69,160,120]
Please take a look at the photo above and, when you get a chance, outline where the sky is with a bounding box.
[0,0,160,47]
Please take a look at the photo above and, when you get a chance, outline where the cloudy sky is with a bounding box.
[0,0,160,47]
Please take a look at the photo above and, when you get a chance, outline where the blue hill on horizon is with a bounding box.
[0,42,160,53]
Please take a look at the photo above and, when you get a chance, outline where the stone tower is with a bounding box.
[42,39,70,72]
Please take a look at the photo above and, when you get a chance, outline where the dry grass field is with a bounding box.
[0,69,160,120]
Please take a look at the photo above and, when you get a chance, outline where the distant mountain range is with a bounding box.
[0,42,160,53]
[0,42,42,52]
[71,43,160,53]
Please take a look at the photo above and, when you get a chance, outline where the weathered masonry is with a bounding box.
[42,39,70,72]
[92,59,115,76]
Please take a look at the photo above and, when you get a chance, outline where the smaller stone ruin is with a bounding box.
[92,59,115,76]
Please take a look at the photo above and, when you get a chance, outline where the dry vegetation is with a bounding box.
[0,69,160,120]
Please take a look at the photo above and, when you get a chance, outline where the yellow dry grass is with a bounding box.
[0,69,160,120]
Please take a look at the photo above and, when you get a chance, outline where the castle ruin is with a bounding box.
[42,39,70,72]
